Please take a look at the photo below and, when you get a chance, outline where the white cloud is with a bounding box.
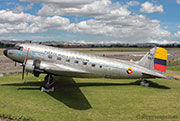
[1,0,171,43]
[20,0,95,8]
[140,2,163,13]
[72,40,125,44]
[174,31,180,38]
[150,40,180,44]
[13,3,33,13]
[67,15,170,42]
[164,26,168,29]
[21,0,93,4]
[13,4,24,13]
[177,0,180,4]
[178,25,180,28]
[34,0,168,42]
[37,0,114,17]
[125,1,139,8]
[25,3,33,11]
[0,10,70,33]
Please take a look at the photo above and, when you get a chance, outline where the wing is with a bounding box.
[39,61,98,78]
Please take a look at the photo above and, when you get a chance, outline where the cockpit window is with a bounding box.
[18,47,23,51]
[13,45,23,51]
[14,45,20,49]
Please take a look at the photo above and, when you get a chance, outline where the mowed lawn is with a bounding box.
[72,48,150,53]
[72,47,180,53]
[0,73,180,121]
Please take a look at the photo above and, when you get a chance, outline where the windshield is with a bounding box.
[13,45,23,51]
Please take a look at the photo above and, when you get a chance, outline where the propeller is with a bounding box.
[22,64,25,80]
[22,48,30,80]
[15,62,16,67]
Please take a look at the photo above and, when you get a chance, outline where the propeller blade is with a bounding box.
[25,48,30,65]
[21,48,30,80]
[22,66,25,80]
[15,62,16,67]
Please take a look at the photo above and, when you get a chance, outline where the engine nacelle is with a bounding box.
[25,60,34,73]
[25,59,44,77]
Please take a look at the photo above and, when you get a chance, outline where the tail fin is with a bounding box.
[138,47,167,73]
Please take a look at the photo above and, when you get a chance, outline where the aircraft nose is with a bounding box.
[3,49,8,57]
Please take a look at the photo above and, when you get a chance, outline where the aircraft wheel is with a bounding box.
[140,80,145,86]
[144,81,149,87]
[140,80,149,87]
[43,74,55,89]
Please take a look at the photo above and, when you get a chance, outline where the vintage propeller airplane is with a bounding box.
[3,43,168,92]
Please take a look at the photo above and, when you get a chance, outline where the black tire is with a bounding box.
[43,75,54,89]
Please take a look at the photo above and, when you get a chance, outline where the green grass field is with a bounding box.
[167,60,180,72]
[167,66,180,72]
[72,47,180,53]
[72,48,150,53]
[0,73,180,121]
[0,47,180,121]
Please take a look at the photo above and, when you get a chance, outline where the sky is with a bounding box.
[0,0,180,44]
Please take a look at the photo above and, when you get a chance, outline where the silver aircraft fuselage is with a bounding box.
[3,43,165,79]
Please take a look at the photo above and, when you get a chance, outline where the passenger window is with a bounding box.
[48,55,52,59]
[66,59,70,62]
[83,62,87,65]
[57,57,61,60]
[75,60,79,63]
[91,64,95,67]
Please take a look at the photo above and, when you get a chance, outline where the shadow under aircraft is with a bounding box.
[0,76,170,110]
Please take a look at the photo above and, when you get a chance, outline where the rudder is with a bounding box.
[138,47,167,73]
[154,48,167,72]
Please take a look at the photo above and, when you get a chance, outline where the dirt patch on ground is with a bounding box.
[0,56,21,71]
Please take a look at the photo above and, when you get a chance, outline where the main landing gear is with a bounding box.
[140,80,149,87]
[41,74,55,92]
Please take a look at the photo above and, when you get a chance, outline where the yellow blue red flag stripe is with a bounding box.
[154,48,167,72]
[154,58,167,66]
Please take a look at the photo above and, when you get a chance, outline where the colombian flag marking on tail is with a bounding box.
[154,48,167,72]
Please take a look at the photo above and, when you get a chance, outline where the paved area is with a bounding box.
[0,55,21,74]
[0,55,5,58]
[0,69,22,74]
[92,52,145,61]
[92,50,180,61]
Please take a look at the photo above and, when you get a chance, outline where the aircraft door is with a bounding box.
[104,66,113,78]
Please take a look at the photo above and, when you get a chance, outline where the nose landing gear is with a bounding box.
[41,74,55,92]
